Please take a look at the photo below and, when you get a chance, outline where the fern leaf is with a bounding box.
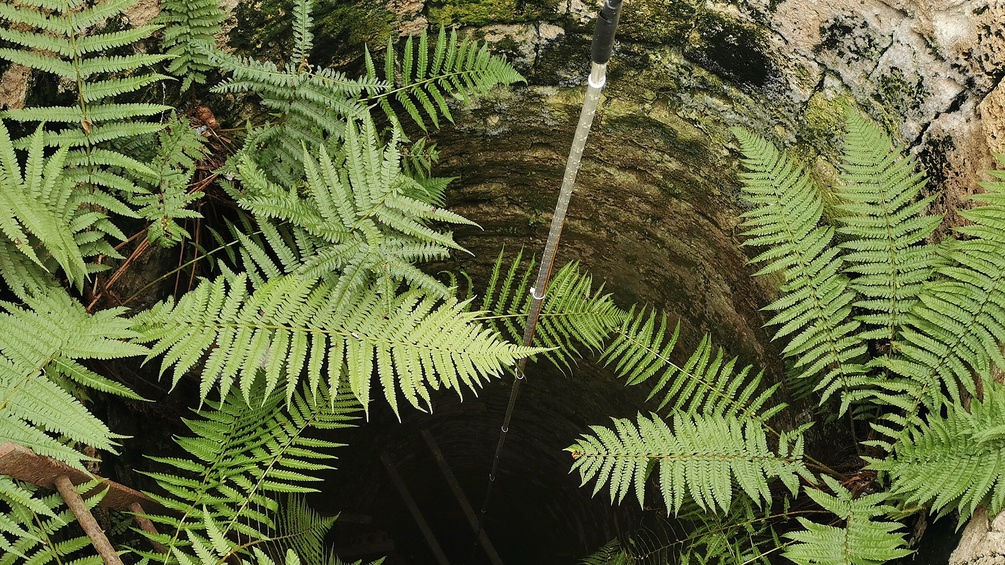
[475,250,624,369]
[783,476,911,565]
[365,26,524,131]
[834,110,943,342]
[0,287,146,469]
[128,113,208,247]
[866,379,1005,522]
[156,0,226,91]
[603,308,786,423]
[0,480,107,565]
[567,412,808,514]
[139,385,356,552]
[0,0,170,214]
[734,127,867,405]
[872,156,1005,411]
[235,118,473,299]
[131,273,541,416]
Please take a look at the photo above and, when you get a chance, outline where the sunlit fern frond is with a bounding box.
[870,155,1005,414]
[834,110,943,343]
[0,287,146,470]
[136,384,357,556]
[131,273,541,416]
[567,412,808,514]
[602,309,785,423]
[783,476,911,565]
[364,26,524,131]
[475,249,625,370]
[733,127,867,405]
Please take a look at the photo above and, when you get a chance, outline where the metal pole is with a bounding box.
[478,0,623,526]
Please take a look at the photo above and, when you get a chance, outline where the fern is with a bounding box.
[734,127,867,405]
[364,26,525,131]
[137,384,357,557]
[866,379,1005,521]
[210,0,378,184]
[603,309,786,423]
[0,0,171,201]
[234,118,474,300]
[156,0,226,91]
[129,113,208,247]
[869,155,1005,413]
[834,110,943,342]
[783,476,911,565]
[131,272,541,416]
[0,479,106,565]
[0,287,146,470]
[475,250,625,369]
[567,412,808,514]
[0,121,89,288]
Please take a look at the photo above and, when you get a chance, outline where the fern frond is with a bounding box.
[865,379,1005,522]
[131,273,541,416]
[834,110,943,342]
[602,309,785,423]
[365,27,524,131]
[475,250,624,369]
[567,412,808,514]
[0,287,146,469]
[0,121,87,285]
[235,118,473,299]
[138,384,357,554]
[156,0,226,91]
[0,0,170,224]
[783,475,911,565]
[733,127,867,404]
[128,113,207,247]
[871,157,1005,411]
[0,480,106,565]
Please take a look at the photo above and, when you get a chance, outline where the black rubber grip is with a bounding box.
[590,0,623,64]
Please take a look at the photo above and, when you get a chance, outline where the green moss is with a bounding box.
[803,92,850,144]
[616,0,701,45]
[229,0,393,67]
[427,0,558,26]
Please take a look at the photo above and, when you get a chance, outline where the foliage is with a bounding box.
[0,0,1001,562]
[0,480,107,564]
[867,379,1005,521]
[132,272,539,416]
[135,384,356,557]
[783,477,911,565]
[129,113,209,247]
[0,287,146,470]
[364,26,526,131]
[568,411,807,513]
[232,118,473,298]
[156,0,227,91]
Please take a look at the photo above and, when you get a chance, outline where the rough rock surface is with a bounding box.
[952,506,1005,565]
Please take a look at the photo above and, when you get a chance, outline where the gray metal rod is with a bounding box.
[479,62,608,522]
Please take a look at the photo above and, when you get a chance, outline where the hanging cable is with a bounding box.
[478,0,624,529]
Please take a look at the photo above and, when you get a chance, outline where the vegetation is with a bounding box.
[0,0,1001,564]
